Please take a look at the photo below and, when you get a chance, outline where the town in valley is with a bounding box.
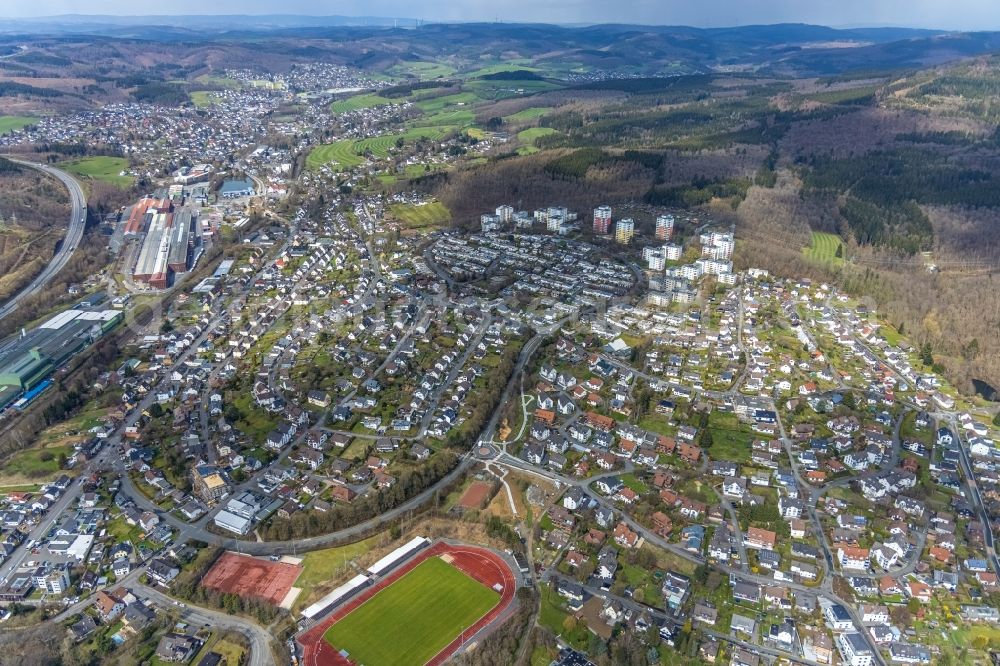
[0,8,998,666]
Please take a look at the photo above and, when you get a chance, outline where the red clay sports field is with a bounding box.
[200,552,302,606]
[299,542,517,666]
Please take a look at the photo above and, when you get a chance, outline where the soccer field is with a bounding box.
[323,556,499,666]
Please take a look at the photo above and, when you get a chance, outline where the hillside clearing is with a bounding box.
[803,231,845,268]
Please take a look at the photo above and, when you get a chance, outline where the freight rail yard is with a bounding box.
[0,300,122,413]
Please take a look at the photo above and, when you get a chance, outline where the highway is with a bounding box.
[0,158,87,321]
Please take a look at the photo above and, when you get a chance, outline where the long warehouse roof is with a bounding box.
[40,309,120,330]
[134,211,171,278]
[167,209,193,267]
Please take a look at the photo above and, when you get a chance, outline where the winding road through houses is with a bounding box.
[0,157,87,321]
[135,583,275,666]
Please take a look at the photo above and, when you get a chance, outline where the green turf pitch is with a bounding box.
[323,556,499,666]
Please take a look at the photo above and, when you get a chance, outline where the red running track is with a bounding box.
[299,542,516,666]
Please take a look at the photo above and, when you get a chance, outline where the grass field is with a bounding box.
[951,623,1000,649]
[707,428,754,463]
[516,126,559,154]
[466,79,562,100]
[330,93,391,114]
[706,411,754,463]
[464,63,540,78]
[504,107,552,123]
[229,393,280,445]
[518,127,559,144]
[414,91,478,113]
[294,536,380,607]
[35,406,106,446]
[190,632,245,666]
[324,557,498,666]
[0,484,41,493]
[403,163,442,177]
[203,636,244,666]
[417,108,475,127]
[306,141,367,171]
[401,126,453,141]
[0,115,37,134]
[357,127,452,157]
[309,127,454,170]
[900,411,934,446]
[0,444,73,483]
[389,60,457,79]
[538,586,590,651]
[104,515,148,550]
[194,74,241,89]
[803,231,845,268]
[354,135,402,159]
[881,323,904,347]
[620,473,649,494]
[189,91,219,108]
[389,201,452,230]
[60,156,132,187]
[637,414,676,438]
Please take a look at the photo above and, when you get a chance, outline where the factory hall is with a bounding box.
[124,196,201,289]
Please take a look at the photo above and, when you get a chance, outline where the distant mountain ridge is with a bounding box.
[0,16,943,40]
[0,14,412,31]
[0,17,994,78]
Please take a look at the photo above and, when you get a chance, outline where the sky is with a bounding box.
[4,0,1000,31]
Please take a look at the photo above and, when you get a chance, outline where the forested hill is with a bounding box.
[0,19,994,79]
